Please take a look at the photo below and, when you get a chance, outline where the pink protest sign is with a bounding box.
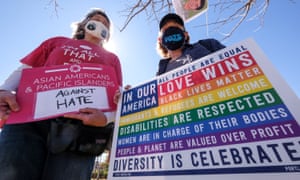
[6,63,119,124]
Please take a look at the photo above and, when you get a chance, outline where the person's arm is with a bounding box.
[63,108,111,127]
[0,64,31,122]
[0,64,32,92]
[104,111,116,124]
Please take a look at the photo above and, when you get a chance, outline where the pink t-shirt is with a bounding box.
[21,36,122,86]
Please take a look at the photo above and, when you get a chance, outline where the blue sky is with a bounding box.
[1,0,299,98]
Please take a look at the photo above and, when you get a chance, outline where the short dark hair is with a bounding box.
[159,13,184,30]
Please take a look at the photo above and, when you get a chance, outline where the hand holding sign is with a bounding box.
[63,107,108,127]
[0,90,20,127]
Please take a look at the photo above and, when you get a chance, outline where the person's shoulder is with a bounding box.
[156,58,171,76]
[102,49,121,63]
[41,36,70,43]
[33,36,71,48]
[104,49,119,58]
[158,58,170,65]
[196,38,226,52]
[38,36,70,45]
[199,38,221,42]
[197,38,223,46]
[49,36,71,41]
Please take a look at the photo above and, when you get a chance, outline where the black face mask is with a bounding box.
[162,27,185,51]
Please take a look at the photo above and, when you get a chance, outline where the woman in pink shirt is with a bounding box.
[0,8,122,180]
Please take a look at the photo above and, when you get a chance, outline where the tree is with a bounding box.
[116,0,272,39]
[50,0,295,39]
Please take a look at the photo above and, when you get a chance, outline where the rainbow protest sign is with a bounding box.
[108,38,300,180]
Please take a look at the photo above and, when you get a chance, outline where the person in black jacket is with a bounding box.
[156,13,226,75]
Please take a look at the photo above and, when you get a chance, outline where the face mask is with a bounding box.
[85,20,109,40]
[161,27,185,50]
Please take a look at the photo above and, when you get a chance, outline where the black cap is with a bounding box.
[159,13,184,30]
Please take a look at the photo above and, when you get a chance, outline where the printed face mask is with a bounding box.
[161,27,185,51]
[85,20,109,40]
